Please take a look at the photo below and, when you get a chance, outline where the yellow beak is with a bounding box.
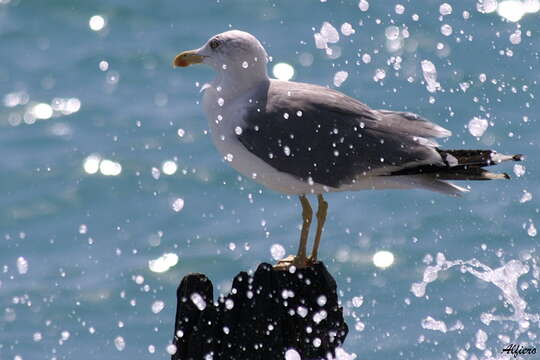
[172,50,204,67]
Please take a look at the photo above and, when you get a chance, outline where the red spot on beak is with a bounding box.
[173,51,204,68]
[176,59,188,67]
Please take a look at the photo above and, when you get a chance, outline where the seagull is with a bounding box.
[173,30,522,269]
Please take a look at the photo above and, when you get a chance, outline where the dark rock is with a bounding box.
[171,262,348,360]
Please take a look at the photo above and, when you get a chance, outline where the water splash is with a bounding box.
[314,22,340,55]
[413,253,538,322]
[412,252,540,358]
[420,60,441,93]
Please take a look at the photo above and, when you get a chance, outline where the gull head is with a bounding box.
[173,30,269,82]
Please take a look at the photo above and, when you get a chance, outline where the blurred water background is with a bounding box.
[1,0,539,359]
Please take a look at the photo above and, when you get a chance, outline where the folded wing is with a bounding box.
[236,80,449,188]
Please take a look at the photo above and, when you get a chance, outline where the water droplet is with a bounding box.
[283,146,291,156]
[385,26,400,41]
[374,68,386,81]
[468,117,488,137]
[190,293,207,311]
[440,24,453,36]
[270,244,286,260]
[509,30,522,44]
[297,306,308,318]
[421,60,441,92]
[362,53,372,64]
[16,257,28,274]
[106,71,120,85]
[33,332,42,342]
[151,300,165,314]
[358,0,369,11]
[352,296,364,307]
[439,3,453,15]
[333,71,349,87]
[162,161,178,175]
[285,349,301,360]
[519,190,532,203]
[479,0,498,13]
[340,22,355,36]
[172,198,184,212]
[475,329,488,350]
[99,60,109,71]
[166,344,177,355]
[527,222,537,237]
[114,336,126,351]
[89,15,106,31]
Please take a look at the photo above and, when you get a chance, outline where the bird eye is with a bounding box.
[209,39,220,49]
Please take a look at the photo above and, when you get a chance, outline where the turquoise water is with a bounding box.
[1,0,539,359]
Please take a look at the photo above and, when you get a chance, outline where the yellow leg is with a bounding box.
[274,195,313,269]
[297,194,312,260]
[310,194,328,263]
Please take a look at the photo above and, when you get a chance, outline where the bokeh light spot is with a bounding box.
[272,62,294,81]
[148,253,179,273]
[32,103,53,120]
[497,0,525,21]
[373,250,395,269]
[89,15,106,31]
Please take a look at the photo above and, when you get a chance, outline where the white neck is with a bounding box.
[213,61,268,100]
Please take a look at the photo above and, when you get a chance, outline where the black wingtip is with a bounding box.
[503,172,511,180]
[513,154,524,161]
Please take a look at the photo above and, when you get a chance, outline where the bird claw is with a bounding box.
[273,255,314,270]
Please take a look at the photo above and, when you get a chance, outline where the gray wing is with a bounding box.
[236,80,449,188]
